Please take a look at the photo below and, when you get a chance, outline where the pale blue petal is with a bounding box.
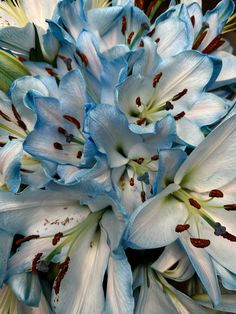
[0,229,13,286]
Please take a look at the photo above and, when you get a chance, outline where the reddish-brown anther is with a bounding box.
[141,191,146,203]
[135,0,144,9]
[54,257,70,295]
[17,120,27,131]
[122,16,127,35]
[189,198,201,209]
[190,238,210,248]
[137,118,146,125]
[172,89,188,101]
[52,232,64,246]
[63,115,81,129]
[191,15,195,27]
[202,34,225,54]
[54,142,63,150]
[209,189,224,198]
[12,104,21,121]
[45,67,58,77]
[175,224,190,233]
[146,0,156,17]
[151,154,159,161]
[174,111,186,121]
[58,127,67,135]
[147,28,156,37]
[32,253,43,273]
[153,72,162,88]
[76,50,89,66]
[139,40,144,47]
[136,157,145,164]
[77,151,83,159]
[129,178,135,186]
[0,110,11,122]
[136,97,142,107]
[192,30,208,50]
[221,231,236,242]
[16,235,40,246]
[127,32,135,45]
[224,204,236,211]
[155,38,160,43]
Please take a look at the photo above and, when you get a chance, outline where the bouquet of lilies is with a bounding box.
[1,0,236,312]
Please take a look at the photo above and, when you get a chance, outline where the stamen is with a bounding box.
[137,118,146,125]
[151,154,159,161]
[129,178,135,186]
[135,0,144,9]
[135,157,145,165]
[17,120,27,131]
[147,28,156,37]
[174,111,185,121]
[209,189,224,198]
[32,253,43,273]
[76,50,89,66]
[141,191,146,203]
[139,40,144,47]
[136,97,142,107]
[191,15,195,27]
[11,104,21,121]
[77,151,83,159]
[190,238,210,248]
[172,89,188,101]
[202,34,225,54]
[52,232,64,246]
[165,101,174,111]
[189,198,201,209]
[224,204,236,211]
[58,127,67,135]
[63,115,81,129]
[221,231,236,242]
[15,234,40,246]
[0,110,11,122]
[155,38,160,43]
[53,142,63,150]
[175,224,190,232]
[54,256,70,295]
[122,16,127,35]
[45,67,58,77]
[192,30,208,50]
[58,55,72,71]
[153,72,162,88]
[127,32,135,45]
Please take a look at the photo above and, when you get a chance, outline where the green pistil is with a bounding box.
[149,0,165,21]
[128,159,157,177]
[173,189,217,229]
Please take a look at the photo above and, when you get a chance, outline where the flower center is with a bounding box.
[0,0,29,26]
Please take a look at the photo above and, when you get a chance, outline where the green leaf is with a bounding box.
[0,49,30,92]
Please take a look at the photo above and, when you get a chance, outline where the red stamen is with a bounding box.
[32,253,43,273]
[17,120,27,131]
[122,16,127,35]
[190,238,210,248]
[129,178,134,186]
[0,110,11,122]
[54,257,70,295]
[175,224,190,233]
[151,154,159,161]
[224,204,236,211]
[135,0,144,9]
[136,157,145,164]
[63,115,81,129]
[127,31,135,45]
[15,235,40,246]
[192,30,208,50]
[136,97,142,107]
[45,67,58,77]
[77,151,83,159]
[155,38,160,43]
[137,118,146,125]
[202,34,225,54]
[153,72,162,88]
[147,28,156,37]
[52,232,64,246]
[190,15,195,27]
[76,50,89,66]
[141,191,146,203]
[172,89,188,101]
[139,40,144,47]
[221,231,236,242]
[12,105,22,121]
[54,142,63,150]
[58,127,67,135]
[209,189,224,198]
[189,198,201,209]
[174,111,186,121]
